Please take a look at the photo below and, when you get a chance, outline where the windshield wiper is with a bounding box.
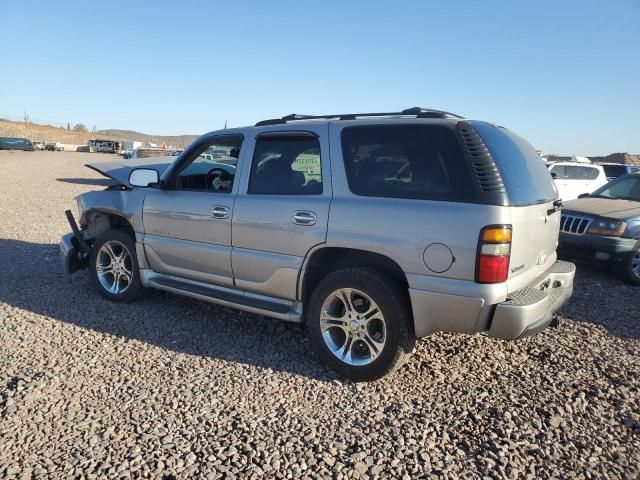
[613,196,640,201]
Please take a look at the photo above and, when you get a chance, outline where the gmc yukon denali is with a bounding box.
[60,108,575,381]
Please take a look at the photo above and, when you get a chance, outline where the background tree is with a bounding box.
[73,123,88,132]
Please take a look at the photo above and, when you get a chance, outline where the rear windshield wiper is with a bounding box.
[547,199,563,215]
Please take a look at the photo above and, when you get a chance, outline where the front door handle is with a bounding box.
[211,205,230,219]
[293,210,317,226]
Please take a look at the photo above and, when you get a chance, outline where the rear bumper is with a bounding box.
[487,260,575,340]
[409,260,575,340]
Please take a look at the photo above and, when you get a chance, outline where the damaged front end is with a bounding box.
[60,210,90,281]
[60,160,155,282]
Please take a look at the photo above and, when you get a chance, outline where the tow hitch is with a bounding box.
[550,315,561,329]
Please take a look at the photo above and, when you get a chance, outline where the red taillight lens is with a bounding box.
[477,255,510,283]
[476,225,511,283]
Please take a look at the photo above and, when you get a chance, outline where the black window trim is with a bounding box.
[167,133,244,193]
[247,130,324,196]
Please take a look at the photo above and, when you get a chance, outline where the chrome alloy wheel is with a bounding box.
[632,251,640,279]
[96,240,133,294]
[319,288,386,366]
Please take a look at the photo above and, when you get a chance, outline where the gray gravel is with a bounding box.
[1,150,639,479]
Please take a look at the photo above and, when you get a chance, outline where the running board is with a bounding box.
[141,271,303,323]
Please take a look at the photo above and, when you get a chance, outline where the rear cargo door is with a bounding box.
[508,202,560,291]
[471,121,561,292]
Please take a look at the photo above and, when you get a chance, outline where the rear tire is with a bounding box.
[307,267,415,381]
[89,229,143,302]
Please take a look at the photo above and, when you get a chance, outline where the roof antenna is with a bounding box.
[224,120,227,129]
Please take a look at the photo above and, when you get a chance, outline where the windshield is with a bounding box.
[590,175,640,201]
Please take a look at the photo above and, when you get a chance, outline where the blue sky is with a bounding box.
[1,0,638,155]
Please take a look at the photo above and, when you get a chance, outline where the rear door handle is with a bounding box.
[211,205,230,219]
[293,210,317,226]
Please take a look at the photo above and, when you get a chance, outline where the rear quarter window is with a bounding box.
[471,121,558,205]
[582,166,600,180]
[340,124,475,202]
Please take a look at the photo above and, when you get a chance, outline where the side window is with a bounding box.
[340,124,474,201]
[248,134,322,195]
[175,135,242,192]
[549,165,565,178]
[582,167,600,180]
[564,166,584,180]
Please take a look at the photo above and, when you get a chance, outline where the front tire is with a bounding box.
[89,229,143,302]
[307,268,415,381]
[619,250,640,286]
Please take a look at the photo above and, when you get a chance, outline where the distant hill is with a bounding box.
[587,153,640,165]
[0,118,198,148]
[96,129,199,148]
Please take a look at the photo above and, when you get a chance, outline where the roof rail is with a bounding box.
[254,107,464,126]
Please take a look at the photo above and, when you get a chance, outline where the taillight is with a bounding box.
[476,225,511,283]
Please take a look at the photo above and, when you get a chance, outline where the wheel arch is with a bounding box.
[82,208,136,241]
[299,246,411,307]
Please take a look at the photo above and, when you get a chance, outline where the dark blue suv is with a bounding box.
[0,137,35,151]
[601,163,639,181]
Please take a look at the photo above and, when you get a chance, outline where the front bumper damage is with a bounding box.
[60,233,89,281]
[60,210,89,281]
[558,232,638,265]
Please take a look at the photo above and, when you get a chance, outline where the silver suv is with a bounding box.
[61,108,575,381]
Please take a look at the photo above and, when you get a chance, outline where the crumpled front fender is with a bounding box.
[76,189,147,235]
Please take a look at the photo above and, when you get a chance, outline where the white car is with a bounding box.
[548,162,608,201]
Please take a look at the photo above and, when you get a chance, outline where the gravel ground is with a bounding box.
[1,150,639,479]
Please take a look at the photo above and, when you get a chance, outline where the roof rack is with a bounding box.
[254,107,464,127]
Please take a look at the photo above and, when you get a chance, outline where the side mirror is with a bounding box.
[129,168,159,187]
[550,172,557,179]
[577,193,590,199]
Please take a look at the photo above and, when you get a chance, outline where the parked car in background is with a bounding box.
[126,147,174,160]
[45,141,64,151]
[61,107,574,381]
[599,163,639,181]
[32,141,46,150]
[0,137,35,151]
[548,162,608,201]
[558,173,640,285]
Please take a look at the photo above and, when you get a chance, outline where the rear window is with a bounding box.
[471,121,558,205]
[602,165,628,178]
[340,125,474,202]
[550,164,600,180]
